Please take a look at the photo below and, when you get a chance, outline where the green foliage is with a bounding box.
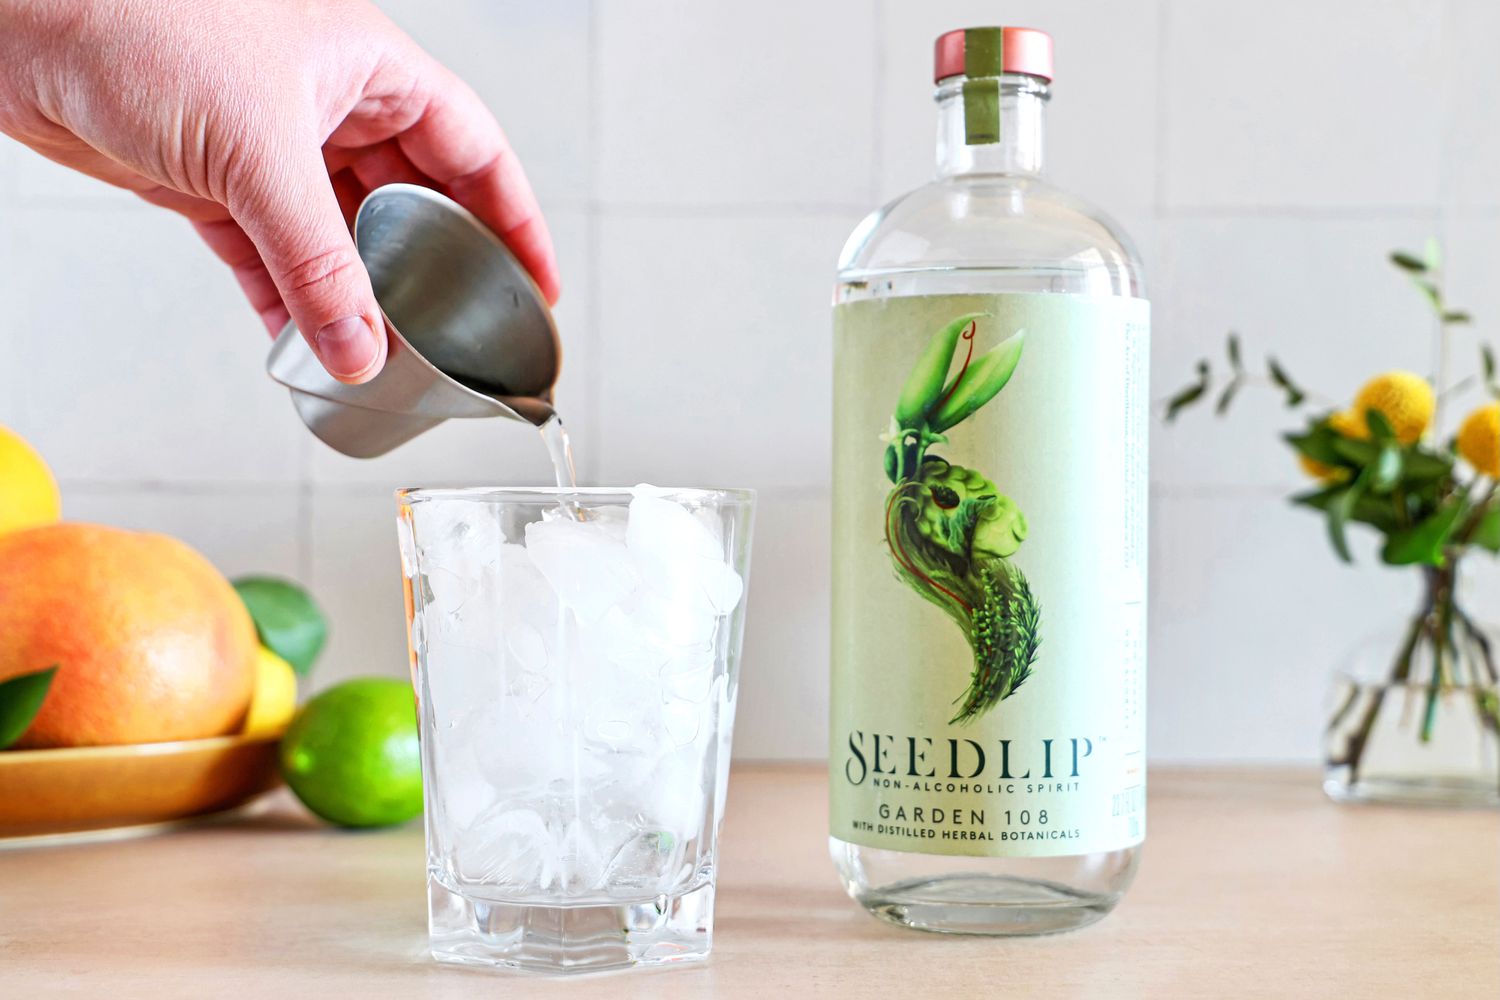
[1167,242,1500,572]
[233,577,328,676]
[1381,499,1467,567]
[1474,507,1500,553]
[1281,407,1468,565]
[1267,357,1307,407]
[1166,361,1210,422]
[0,666,56,749]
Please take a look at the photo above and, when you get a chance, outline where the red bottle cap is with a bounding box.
[934,27,1053,83]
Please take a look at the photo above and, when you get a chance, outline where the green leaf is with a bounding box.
[1473,506,1500,553]
[928,330,1025,432]
[1414,280,1442,312]
[1292,485,1401,532]
[1442,311,1472,325]
[1381,499,1467,567]
[1326,481,1362,564]
[1364,407,1397,444]
[1401,449,1455,482]
[1331,435,1380,466]
[1390,250,1428,273]
[1215,378,1241,416]
[0,666,57,749]
[894,313,987,427]
[1165,362,1211,422]
[1226,334,1243,373]
[1370,445,1403,494]
[1483,344,1496,381]
[233,577,328,676]
[1267,357,1307,408]
[1285,421,1346,466]
[1424,237,1442,272]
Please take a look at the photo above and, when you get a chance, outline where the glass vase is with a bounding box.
[1324,564,1500,807]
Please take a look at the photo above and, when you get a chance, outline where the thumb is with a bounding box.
[233,152,387,383]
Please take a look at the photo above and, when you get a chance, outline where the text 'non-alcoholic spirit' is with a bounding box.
[829,26,1148,935]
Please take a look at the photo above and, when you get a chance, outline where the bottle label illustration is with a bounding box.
[831,293,1150,858]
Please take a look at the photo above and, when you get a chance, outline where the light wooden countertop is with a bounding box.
[2,764,1496,998]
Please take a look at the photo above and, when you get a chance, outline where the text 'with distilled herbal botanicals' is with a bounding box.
[829,25,1149,935]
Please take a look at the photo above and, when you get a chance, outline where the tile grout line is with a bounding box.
[1433,0,1459,432]
[583,0,603,486]
[868,0,885,206]
[1151,0,1171,221]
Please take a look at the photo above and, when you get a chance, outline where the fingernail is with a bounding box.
[314,316,380,380]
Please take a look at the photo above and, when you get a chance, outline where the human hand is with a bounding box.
[0,0,559,382]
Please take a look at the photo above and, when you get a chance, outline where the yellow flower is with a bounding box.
[1298,453,1347,482]
[1457,402,1500,478]
[1350,371,1435,444]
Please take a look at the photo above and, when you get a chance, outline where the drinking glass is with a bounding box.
[395,486,754,973]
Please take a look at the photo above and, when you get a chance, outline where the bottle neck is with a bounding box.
[935,75,1048,179]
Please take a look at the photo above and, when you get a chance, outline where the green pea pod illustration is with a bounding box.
[929,330,1025,433]
[893,313,988,427]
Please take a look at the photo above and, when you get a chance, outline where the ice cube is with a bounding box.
[555,818,610,893]
[661,650,715,702]
[661,700,702,747]
[701,559,744,614]
[627,492,743,619]
[630,591,719,648]
[454,806,550,888]
[627,492,721,563]
[525,516,639,624]
[586,504,631,543]
[602,827,685,897]
[504,622,548,671]
[416,504,506,618]
[646,743,711,836]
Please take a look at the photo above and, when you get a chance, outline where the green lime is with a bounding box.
[279,677,422,828]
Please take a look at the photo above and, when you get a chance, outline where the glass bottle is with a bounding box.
[829,27,1148,935]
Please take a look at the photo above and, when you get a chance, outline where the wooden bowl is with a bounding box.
[0,735,282,843]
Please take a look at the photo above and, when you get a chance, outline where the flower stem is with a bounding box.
[1337,608,1425,784]
[1421,569,1457,743]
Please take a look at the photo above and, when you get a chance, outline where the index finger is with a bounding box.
[396,66,561,304]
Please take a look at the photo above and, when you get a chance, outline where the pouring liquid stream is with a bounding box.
[537,411,586,843]
[538,413,579,491]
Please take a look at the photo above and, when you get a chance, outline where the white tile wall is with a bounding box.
[1153,215,1439,491]
[1161,0,1447,211]
[594,211,858,490]
[61,486,302,580]
[1438,0,1499,210]
[8,202,305,484]
[375,0,593,211]
[307,485,410,692]
[597,0,877,208]
[0,1,1491,763]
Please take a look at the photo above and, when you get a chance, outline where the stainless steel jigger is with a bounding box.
[266,183,560,458]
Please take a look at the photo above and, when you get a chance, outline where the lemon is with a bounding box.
[1350,372,1435,444]
[279,677,422,828]
[242,646,298,738]
[1457,402,1500,478]
[0,426,61,536]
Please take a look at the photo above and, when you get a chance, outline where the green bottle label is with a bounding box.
[831,293,1149,858]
